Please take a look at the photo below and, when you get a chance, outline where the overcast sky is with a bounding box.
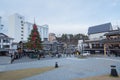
[0,0,120,35]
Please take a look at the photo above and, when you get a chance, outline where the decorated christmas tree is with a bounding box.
[27,22,42,50]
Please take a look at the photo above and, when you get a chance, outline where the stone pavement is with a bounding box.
[23,57,120,80]
[0,56,10,72]
[0,56,120,80]
[0,56,11,65]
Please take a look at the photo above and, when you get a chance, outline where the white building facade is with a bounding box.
[24,22,48,41]
[0,33,13,50]
[8,13,49,42]
[0,16,4,33]
[0,16,2,32]
[0,16,1,27]
[8,13,25,42]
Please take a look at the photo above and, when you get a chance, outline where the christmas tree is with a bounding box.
[27,23,42,50]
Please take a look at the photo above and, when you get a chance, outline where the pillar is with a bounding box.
[1,39,3,48]
[104,44,107,56]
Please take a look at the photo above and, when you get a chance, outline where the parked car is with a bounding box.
[81,51,90,56]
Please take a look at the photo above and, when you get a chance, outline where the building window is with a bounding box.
[20,17,22,19]
[21,24,24,26]
[21,34,23,36]
[3,39,10,43]
[21,27,24,29]
[21,37,23,39]
[21,31,24,33]
[21,21,23,23]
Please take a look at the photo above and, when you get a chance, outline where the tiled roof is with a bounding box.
[88,23,113,35]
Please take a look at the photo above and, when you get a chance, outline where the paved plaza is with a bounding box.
[0,56,120,80]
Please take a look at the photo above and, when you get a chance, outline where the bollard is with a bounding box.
[55,62,58,68]
[110,65,118,77]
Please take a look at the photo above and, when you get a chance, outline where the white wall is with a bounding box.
[8,15,15,40]
[89,32,107,40]
[0,17,1,25]
[0,17,1,33]
[77,40,83,51]
[8,13,25,42]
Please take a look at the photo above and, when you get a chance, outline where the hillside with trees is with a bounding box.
[56,33,88,45]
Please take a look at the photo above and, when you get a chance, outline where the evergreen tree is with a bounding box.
[26,23,42,50]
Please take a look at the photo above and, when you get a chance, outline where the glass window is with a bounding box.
[20,17,22,19]
[21,31,23,33]
[21,21,23,23]
[21,24,24,26]
[21,27,24,29]
[3,39,10,43]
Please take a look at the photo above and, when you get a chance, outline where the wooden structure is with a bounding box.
[102,29,120,56]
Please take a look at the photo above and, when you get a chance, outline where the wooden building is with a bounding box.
[102,29,120,56]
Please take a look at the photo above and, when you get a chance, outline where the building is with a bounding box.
[102,29,120,56]
[8,13,25,42]
[0,33,13,55]
[82,23,113,54]
[24,22,48,41]
[0,16,4,33]
[49,33,56,42]
[8,13,48,42]
[88,23,113,40]
[0,16,1,28]
[0,16,2,32]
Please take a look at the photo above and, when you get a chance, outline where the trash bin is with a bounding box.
[110,65,118,77]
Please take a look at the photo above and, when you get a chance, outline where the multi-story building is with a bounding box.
[8,13,25,42]
[0,16,4,33]
[0,16,1,32]
[78,23,113,54]
[8,13,49,42]
[0,16,1,27]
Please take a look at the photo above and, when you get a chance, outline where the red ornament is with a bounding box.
[33,32,37,36]
[32,37,36,41]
